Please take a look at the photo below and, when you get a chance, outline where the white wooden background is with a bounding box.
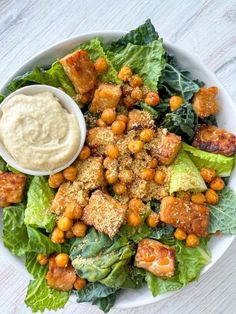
[1,0,236,313]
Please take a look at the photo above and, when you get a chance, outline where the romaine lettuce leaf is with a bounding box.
[24,176,56,232]
[92,293,118,313]
[170,149,207,194]
[75,282,118,303]
[118,222,152,243]
[150,224,174,240]
[146,272,182,297]
[0,156,7,171]
[25,252,48,278]
[183,143,235,177]
[208,187,236,234]
[0,94,4,102]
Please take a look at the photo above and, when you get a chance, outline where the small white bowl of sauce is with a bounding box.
[0,85,86,176]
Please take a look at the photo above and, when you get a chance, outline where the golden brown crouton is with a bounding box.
[160,196,209,236]
[193,124,236,156]
[127,109,155,131]
[192,87,219,118]
[148,129,182,165]
[82,190,126,238]
[89,83,122,113]
[60,50,97,94]
[86,127,115,149]
[135,239,175,278]
[0,172,26,203]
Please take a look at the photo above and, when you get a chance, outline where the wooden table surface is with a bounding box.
[0,0,236,313]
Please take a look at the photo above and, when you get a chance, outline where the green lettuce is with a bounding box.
[0,156,7,171]
[70,228,135,288]
[0,94,4,102]
[146,273,182,297]
[208,187,236,234]
[24,176,56,232]
[118,222,152,243]
[170,149,207,194]
[183,143,235,177]
[25,252,48,278]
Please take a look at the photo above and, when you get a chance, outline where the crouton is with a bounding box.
[148,129,182,165]
[89,83,122,113]
[0,172,26,203]
[135,239,175,278]
[60,50,97,94]
[82,190,126,238]
[160,196,209,236]
[86,127,115,149]
[192,87,219,118]
[127,109,155,131]
[193,124,236,156]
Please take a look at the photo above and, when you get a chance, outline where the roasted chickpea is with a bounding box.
[113,182,127,195]
[118,66,133,81]
[149,158,158,169]
[96,118,107,127]
[111,120,126,135]
[127,212,142,227]
[119,169,134,184]
[145,92,160,106]
[169,96,183,111]
[116,114,128,123]
[191,192,206,204]
[65,229,74,239]
[128,198,144,212]
[36,253,49,265]
[74,277,86,290]
[55,253,70,267]
[101,108,116,125]
[128,140,143,154]
[186,234,199,248]
[123,95,136,108]
[79,146,91,160]
[63,166,78,181]
[154,170,166,184]
[72,222,87,237]
[176,191,191,201]
[129,74,143,88]
[139,128,154,142]
[48,172,64,188]
[94,57,108,73]
[174,228,187,241]
[210,177,225,191]
[146,212,159,228]
[105,144,119,159]
[57,216,74,232]
[51,227,64,244]
[64,202,83,220]
[140,168,155,181]
[205,188,219,205]
[130,87,143,101]
[105,170,118,184]
[200,168,216,183]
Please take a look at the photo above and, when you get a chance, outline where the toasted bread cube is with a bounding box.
[193,124,236,156]
[82,190,126,238]
[135,239,175,278]
[127,109,155,131]
[192,87,219,118]
[86,127,115,148]
[0,172,26,203]
[160,196,209,236]
[89,83,122,113]
[60,50,97,94]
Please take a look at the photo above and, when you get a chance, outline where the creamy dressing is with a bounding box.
[0,92,80,171]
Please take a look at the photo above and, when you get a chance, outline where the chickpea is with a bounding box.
[72,221,87,237]
[205,188,219,205]
[74,277,86,291]
[146,212,159,228]
[116,114,128,123]
[128,140,143,154]
[186,234,199,248]
[118,66,133,81]
[36,253,49,266]
[63,166,78,181]
[101,108,116,125]
[113,182,127,195]
[105,170,118,184]
[139,128,154,142]
[128,198,144,212]
[200,168,216,183]
[94,57,108,73]
[0,201,10,207]
[191,192,206,204]
[129,74,143,88]
[96,118,107,127]
[65,229,74,239]
[111,120,126,135]
[119,169,134,184]
[48,172,64,188]
[140,168,155,181]
[176,191,191,201]
[57,216,73,232]
[130,87,143,101]
[169,96,183,111]
[79,146,91,160]
[154,170,166,184]
[210,177,225,191]
[149,158,158,169]
[51,227,64,244]
[123,95,136,108]
[55,253,70,267]
[64,202,83,220]
[174,228,187,241]
[127,212,142,227]
[145,92,160,106]
[105,144,119,159]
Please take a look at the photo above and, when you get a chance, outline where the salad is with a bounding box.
[1,19,236,313]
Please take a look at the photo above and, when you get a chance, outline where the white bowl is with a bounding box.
[0,31,235,309]
[0,84,86,176]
